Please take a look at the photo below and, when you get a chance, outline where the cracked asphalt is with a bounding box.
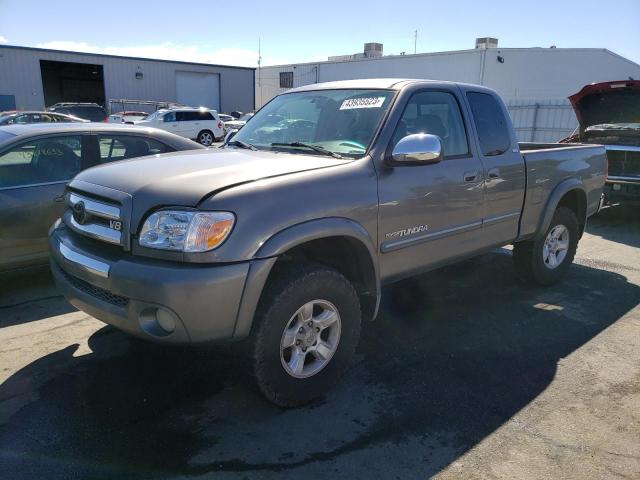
[1,206,639,479]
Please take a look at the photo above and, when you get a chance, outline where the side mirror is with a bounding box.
[224,130,237,144]
[390,133,443,165]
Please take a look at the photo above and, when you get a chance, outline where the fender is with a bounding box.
[535,178,587,239]
[232,217,380,339]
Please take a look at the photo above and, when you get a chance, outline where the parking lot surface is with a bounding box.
[1,207,639,479]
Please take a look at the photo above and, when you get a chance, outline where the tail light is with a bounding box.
[218,121,223,129]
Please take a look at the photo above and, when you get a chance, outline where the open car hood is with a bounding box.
[569,80,640,133]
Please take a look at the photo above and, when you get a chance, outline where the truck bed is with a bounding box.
[518,143,607,239]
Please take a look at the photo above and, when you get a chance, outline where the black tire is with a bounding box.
[197,130,215,146]
[513,206,579,285]
[249,264,361,407]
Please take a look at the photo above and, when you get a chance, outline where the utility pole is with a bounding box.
[258,38,262,108]
[414,30,417,54]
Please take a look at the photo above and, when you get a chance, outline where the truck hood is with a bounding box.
[73,148,350,218]
[569,80,640,133]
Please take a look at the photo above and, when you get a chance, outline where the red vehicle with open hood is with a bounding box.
[562,80,640,205]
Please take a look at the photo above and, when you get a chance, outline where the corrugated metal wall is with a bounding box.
[0,46,255,114]
[255,48,640,142]
[507,100,577,142]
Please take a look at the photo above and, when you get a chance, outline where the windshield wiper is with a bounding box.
[227,139,257,151]
[271,142,343,159]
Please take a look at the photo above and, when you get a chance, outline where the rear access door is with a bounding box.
[462,88,526,246]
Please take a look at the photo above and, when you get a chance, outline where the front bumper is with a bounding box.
[50,225,251,344]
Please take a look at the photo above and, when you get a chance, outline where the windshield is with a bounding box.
[145,110,165,121]
[231,89,395,158]
[239,113,253,121]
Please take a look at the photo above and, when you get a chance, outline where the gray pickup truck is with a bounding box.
[49,79,606,406]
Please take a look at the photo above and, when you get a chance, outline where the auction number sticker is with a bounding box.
[340,97,386,110]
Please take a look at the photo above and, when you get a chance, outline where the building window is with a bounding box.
[279,71,293,89]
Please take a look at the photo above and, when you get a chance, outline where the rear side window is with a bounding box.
[466,92,511,156]
[98,135,170,163]
[197,111,214,120]
[177,111,199,121]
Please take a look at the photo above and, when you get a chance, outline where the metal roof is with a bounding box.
[0,44,256,71]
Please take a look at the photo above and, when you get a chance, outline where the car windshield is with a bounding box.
[239,113,253,121]
[230,89,395,158]
[144,110,165,121]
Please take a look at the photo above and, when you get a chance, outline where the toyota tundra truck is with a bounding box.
[49,79,606,406]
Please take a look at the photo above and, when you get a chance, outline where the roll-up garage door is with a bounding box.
[175,71,220,111]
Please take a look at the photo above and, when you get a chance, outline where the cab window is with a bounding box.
[392,91,469,158]
[466,92,511,156]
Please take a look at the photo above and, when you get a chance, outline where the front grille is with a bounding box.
[65,191,124,246]
[607,149,640,178]
[60,267,129,308]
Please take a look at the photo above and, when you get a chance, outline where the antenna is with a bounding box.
[258,38,262,108]
[414,30,417,54]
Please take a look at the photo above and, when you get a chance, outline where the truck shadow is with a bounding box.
[588,205,640,248]
[0,252,638,479]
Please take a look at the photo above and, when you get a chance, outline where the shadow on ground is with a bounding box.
[587,205,640,248]
[0,265,74,327]
[1,253,639,479]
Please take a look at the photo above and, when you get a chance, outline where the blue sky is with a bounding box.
[0,0,638,67]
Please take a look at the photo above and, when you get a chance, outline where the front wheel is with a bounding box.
[513,206,579,285]
[250,265,361,407]
[197,130,214,146]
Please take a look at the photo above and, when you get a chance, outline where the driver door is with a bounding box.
[377,89,485,282]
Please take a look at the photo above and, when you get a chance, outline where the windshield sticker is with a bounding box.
[339,97,386,110]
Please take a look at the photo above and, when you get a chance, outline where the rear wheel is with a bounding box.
[249,265,361,407]
[197,130,214,146]
[513,206,579,285]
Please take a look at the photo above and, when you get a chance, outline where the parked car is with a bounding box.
[0,111,89,125]
[561,80,639,205]
[49,79,605,407]
[0,123,204,272]
[107,111,149,124]
[47,103,108,122]
[134,107,225,145]
[223,112,254,132]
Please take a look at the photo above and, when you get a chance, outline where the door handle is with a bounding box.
[464,171,479,182]
[487,168,500,179]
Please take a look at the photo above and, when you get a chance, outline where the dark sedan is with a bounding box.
[0,123,204,272]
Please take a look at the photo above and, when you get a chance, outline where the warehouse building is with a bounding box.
[256,40,640,142]
[0,45,255,114]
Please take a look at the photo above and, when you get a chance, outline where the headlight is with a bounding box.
[139,210,235,252]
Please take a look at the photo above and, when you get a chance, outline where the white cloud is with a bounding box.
[0,35,8,44]
[34,41,288,67]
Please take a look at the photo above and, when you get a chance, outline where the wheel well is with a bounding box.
[558,189,587,236]
[269,236,378,321]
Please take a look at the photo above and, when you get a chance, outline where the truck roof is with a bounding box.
[286,78,498,94]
